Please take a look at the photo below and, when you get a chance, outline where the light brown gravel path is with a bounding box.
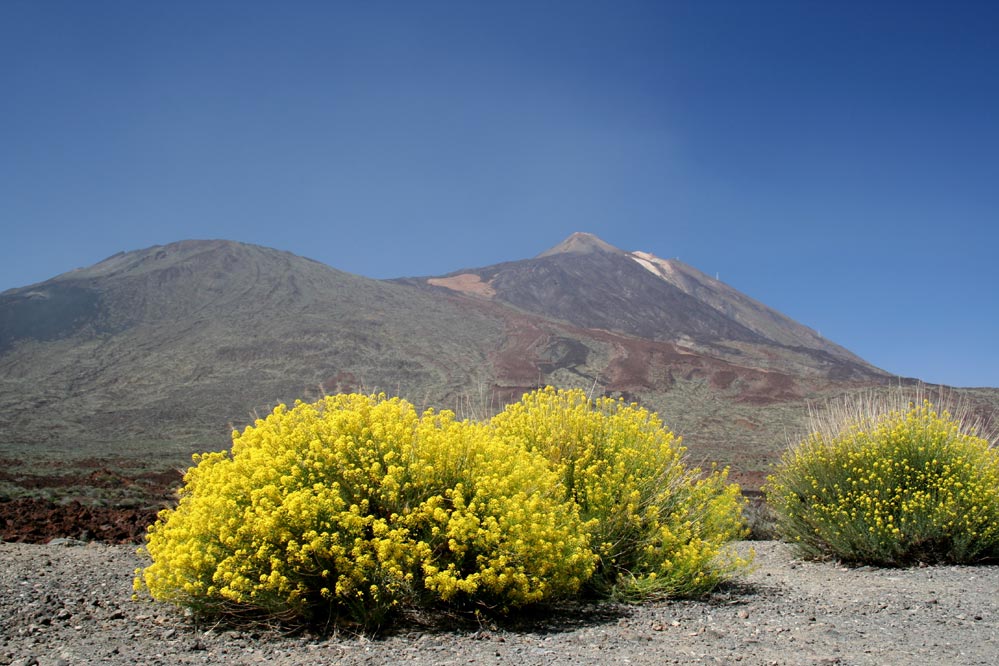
[1,541,996,665]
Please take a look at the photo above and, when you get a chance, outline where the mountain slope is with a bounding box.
[7,234,987,506]
[0,240,508,461]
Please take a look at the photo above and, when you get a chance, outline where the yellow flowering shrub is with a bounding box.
[489,387,750,599]
[410,411,594,607]
[135,394,593,629]
[765,400,999,565]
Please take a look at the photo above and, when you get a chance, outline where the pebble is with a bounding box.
[9,659,39,666]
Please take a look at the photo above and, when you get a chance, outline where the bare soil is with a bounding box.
[2,540,997,666]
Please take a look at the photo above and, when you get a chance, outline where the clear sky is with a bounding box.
[2,1,997,387]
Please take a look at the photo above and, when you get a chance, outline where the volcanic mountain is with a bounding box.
[5,233,982,510]
[400,232,877,381]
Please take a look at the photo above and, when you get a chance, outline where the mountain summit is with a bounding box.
[536,232,624,257]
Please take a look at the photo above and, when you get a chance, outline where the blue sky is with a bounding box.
[2,1,997,387]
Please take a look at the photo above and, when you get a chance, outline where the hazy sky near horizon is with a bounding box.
[2,1,998,387]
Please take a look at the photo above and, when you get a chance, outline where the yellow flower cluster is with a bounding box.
[766,401,999,565]
[136,388,750,627]
[135,394,593,627]
[489,387,750,599]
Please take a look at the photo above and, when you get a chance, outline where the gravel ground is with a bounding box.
[1,540,997,666]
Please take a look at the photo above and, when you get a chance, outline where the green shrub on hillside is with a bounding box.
[766,397,999,565]
[134,394,594,629]
[489,387,750,599]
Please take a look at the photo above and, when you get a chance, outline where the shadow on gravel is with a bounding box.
[700,579,776,607]
[174,600,636,642]
[368,580,766,640]
[385,599,632,638]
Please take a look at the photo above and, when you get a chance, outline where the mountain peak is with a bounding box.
[537,232,624,258]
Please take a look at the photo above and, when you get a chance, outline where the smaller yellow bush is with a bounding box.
[135,394,593,629]
[489,387,750,599]
[766,399,999,565]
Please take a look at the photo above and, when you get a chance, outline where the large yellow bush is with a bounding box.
[766,399,999,565]
[135,394,593,628]
[489,387,750,599]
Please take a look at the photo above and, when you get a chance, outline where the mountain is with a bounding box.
[398,232,880,381]
[2,234,993,508]
[0,240,510,467]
